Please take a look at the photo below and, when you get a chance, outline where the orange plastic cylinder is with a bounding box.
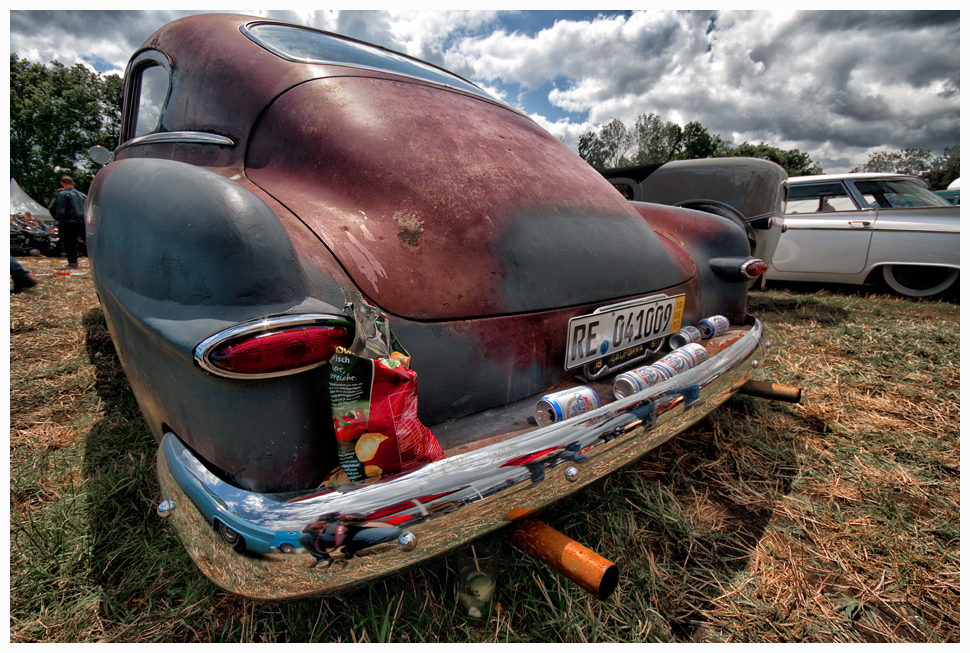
[504,518,619,600]
[739,379,802,403]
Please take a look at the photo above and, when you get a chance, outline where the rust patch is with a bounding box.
[394,212,424,248]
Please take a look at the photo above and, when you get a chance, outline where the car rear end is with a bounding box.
[89,14,770,600]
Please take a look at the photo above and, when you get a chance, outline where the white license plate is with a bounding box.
[564,294,686,370]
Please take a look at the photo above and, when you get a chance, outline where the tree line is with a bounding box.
[850,147,959,190]
[10,53,123,205]
[577,113,959,189]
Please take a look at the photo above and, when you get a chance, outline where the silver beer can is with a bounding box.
[652,359,680,378]
[668,326,702,349]
[657,350,691,375]
[613,365,666,399]
[535,386,601,427]
[698,315,730,339]
[676,343,708,367]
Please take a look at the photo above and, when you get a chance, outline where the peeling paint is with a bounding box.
[344,231,386,287]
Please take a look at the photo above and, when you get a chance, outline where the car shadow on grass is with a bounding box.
[537,387,834,641]
[79,307,220,633]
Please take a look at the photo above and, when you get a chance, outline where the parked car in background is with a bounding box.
[87,13,776,600]
[601,158,789,267]
[766,173,959,298]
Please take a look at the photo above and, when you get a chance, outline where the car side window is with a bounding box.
[786,182,857,214]
[611,183,635,200]
[132,64,170,138]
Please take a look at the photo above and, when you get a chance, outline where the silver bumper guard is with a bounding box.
[157,318,764,600]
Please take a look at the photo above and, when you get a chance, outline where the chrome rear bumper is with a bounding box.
[157,317,764,600]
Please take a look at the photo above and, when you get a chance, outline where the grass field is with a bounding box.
[9,257,960,642]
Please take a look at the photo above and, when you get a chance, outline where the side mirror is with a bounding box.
[89,145,112,165]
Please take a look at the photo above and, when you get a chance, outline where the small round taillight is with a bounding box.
[741,259,768,279]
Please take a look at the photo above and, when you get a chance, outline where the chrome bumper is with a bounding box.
[157,318,764,600]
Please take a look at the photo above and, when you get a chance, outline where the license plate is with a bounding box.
[564,294,685,370]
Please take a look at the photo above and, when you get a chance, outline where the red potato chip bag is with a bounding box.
[329,291,443,482]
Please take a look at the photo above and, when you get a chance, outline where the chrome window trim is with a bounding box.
[121,49,173,143]
[240,21,496,103]
[194,313,353,380]
[116,131,235,155]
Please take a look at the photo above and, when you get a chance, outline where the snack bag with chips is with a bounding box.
[329,291,444,482]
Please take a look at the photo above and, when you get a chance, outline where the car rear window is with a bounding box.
[787,182,857,214]
[853,179,952,209]
[245,23,493,101]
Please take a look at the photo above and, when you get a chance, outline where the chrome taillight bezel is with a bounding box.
[193,313,353,380]
[740,258,768,279]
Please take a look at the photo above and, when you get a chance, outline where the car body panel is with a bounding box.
[245,76,687,320]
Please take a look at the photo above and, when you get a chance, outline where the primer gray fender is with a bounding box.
[87,158,343,492]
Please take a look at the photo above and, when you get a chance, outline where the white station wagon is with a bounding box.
[766,173,959,297]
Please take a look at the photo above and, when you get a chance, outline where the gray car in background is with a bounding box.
[601,158,789,267]
[766,173,959,297]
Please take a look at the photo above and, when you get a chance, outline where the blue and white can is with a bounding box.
[676,343,708,367]
[668,326,702,349]
[698,315,730,339]
[656,350,691,375]
[613,365,667,399]
[536,386,601,427]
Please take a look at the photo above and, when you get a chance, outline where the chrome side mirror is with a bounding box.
[88,145,112,165]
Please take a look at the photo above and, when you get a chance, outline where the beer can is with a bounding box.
[676,343,708,367]
[698,315,730,339]
[535,386,600,427]
[657,350,692,375]
[668,326,702,349]
[613,365,667,399]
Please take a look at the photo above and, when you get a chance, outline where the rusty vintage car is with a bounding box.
[86,14,780,600]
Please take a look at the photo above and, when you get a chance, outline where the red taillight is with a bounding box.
[208,326,351,375]
[741,259,768,279]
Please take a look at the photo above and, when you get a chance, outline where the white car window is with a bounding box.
[787,182,857,214]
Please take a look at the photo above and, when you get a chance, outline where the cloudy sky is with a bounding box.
[8,8,961,172]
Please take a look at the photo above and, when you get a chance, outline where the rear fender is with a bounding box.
[87,158,346,492]
[632,202,751,324]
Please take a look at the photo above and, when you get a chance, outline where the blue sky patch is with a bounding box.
[491,10,632,37]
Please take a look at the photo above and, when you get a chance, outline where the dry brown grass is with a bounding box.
[8,261,960,642]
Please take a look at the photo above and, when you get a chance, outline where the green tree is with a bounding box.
[10,53,123,203]
[678,121,731,160]
[630,113,683,165]
[598,118,634,169]
[925,146,959,191]
[728,142,823,177]
[850,147,935,177]
[577,131,609,169]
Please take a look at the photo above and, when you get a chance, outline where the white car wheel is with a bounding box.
[882,265,958,298]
